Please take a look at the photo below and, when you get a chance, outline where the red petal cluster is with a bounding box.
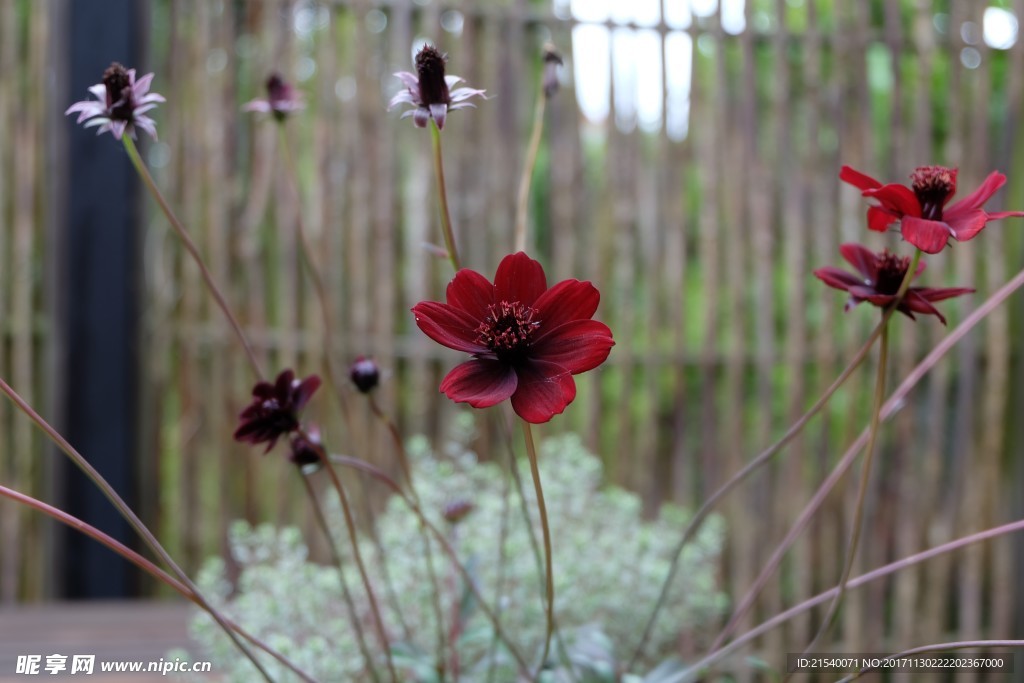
[814,244,974,325]
[840,165,1024,253]
[233,369,322,452]
[412,252,614,424]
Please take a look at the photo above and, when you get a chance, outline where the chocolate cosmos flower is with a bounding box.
[814,243,974,325]
[412,252,614,424]
[242,73,304,121]
[388,44,486,130]
[65,62,165,140]
[233,369,322,452]
[840,165,1024,253]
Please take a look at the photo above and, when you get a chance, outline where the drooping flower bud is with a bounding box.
[350,356,381,394]
[542,44,564,99]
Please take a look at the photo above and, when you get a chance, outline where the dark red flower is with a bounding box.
[233,369,321,452]
[840,165,1024,254]
[411,252,614,424]
[814,243,974,325]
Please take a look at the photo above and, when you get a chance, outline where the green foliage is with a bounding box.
[186,433,727,681]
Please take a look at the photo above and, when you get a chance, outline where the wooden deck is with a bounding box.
[0,601,202,682]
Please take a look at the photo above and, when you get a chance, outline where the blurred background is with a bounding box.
[3,0,1024,665]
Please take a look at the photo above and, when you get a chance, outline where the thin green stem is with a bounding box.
[0,377,274,682]
[308,437,398,682]
[330,454,533,677]
[673,258,1024,680]
[799,321,889,660]
[629,315,888,668]
[277,125,417,663]
[662,519,1024,683]
[795,251,919,659]
[121,135,263,380]
[504,418,578,681]
[299,472,382,683]
[430,121,461,271]
[522,421,554,677]
[0,485,318,683]
[514,92,546,254]
[368,393,448,681]
[708,249,924,654]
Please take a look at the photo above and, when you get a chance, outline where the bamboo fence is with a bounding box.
[3,0,1024,674]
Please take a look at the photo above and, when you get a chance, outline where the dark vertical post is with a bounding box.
[57,0,148,599]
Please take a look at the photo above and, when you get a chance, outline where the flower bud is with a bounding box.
[350,356,380,394]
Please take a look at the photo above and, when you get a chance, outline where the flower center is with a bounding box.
[873,250,912,294]
[102,62,134,121]
[475,301,540,361]
[415,44,451,106]
[910,165,957,221]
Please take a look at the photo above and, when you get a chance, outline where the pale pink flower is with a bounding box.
[65,62,165,140]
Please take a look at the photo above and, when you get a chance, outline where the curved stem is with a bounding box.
[309,437,398,682]
[663,519,1024,683]
[835,641,1024,682]
[500,414,577,680]
[276,125,419,662]
[0,378,274,682]
[514,92,546,253]
[799,321,889,659]
[367,394,449,681]
[709,250,920,654]
[629,315,888,668]
[522,421,554,677]
[707,256,1024,657]
[299,473,381,683]
[0,485,319,682]
[121,135,263,380]
[430,121,461,271]
[329,454,534,677]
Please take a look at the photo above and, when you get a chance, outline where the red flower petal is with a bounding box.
[412,301,489,354]
[293,375,322,411]
[862,184,921,217]
[274,370,296,397]
[532,319,615,375]
[901,290,947,325]
[533,279,600,328]
[838,243,880,281]
[839,166,883,192]
[509,360,577,424]
[847,286,895,307]
[814,266,864,291]
[439,359,518,408]
[944,171,1006,215]
[446,268,495,319]
[914,286,975,303]
[867,206,899,232]
[494,252,548,306]
[944,210,990,243]
[900,216,952,253]
[984,210,1024,221]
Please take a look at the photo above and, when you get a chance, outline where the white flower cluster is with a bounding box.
[187,431,727,681]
